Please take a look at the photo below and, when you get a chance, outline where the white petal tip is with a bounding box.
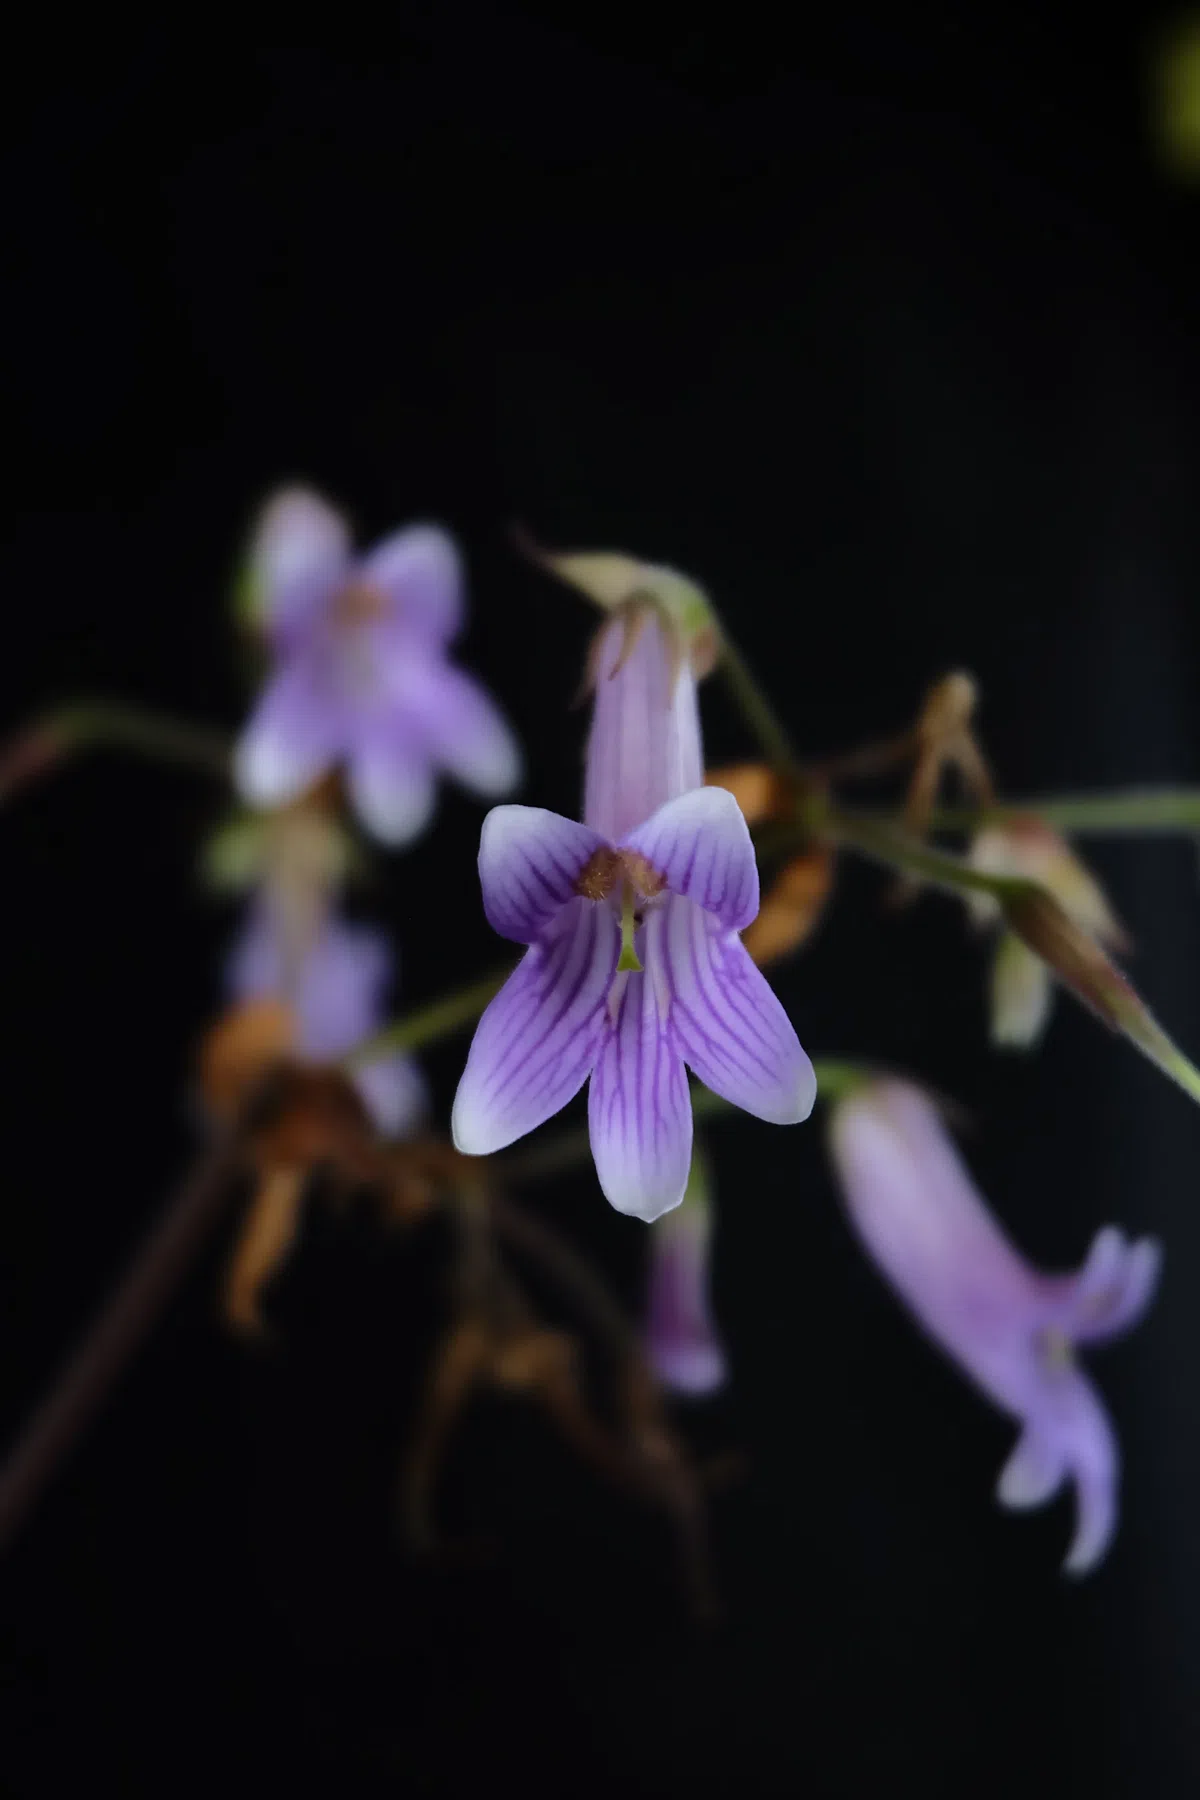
[648,1343,728,1397]
[233,733,313,808]
[463,736,524,800]
[450,1084,523,1158]
[352,780,436,847]
[1062,1535,1110,1580]
[601,1179,688,1224]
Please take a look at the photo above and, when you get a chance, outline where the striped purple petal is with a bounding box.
[622,786,759,928]
[587,967,693,1220]
[656,895,815,1124]
[357,523,464,646]
[478,806,609,944]
[452,898,619,1155]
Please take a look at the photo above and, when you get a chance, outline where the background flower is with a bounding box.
[235,489,521,844]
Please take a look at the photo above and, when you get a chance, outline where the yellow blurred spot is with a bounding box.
[1158,17,1200,174]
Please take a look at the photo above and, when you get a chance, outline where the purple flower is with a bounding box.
[828,1077,1160,1574]
[227,898,426,1137]
[452,607,815,1220]
[234,488,521,845]
[644,1148,728,1395]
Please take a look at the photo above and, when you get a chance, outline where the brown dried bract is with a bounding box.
[705,762,835,966]
[903,669,994,840]
[705,761,793,827]
[743,845,835,966]
[199,998,297,1123]
[223,1165,306,1336]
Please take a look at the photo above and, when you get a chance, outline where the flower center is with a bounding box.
[331,581,388,629]
[1037,1327,1075,1373]
[574,846,668,978]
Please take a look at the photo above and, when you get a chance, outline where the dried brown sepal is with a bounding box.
[1004,884,1140,1036]
[223,1165,306,1337]
[1004,883,1200,1102]
[248,1067,379,1178]
[378,1136,476,1228]
[704,761,793,827]
[903,669,994,842]
[515,529,717,680]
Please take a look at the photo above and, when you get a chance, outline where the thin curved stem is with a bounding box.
[717,631,797,771]
[0,701,232,803]
[0,1068,287,1550]
[346,966,513,1064]
[926,788,1200,835]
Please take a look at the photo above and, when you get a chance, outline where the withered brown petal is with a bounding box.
[199,998,297,1122]
[223,1165,306,1336]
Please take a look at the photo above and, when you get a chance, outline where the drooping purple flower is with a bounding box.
[828,1077,1160,1574]
[452,607,815,1220]
[234,488,521,845]
[644,1147,728,1395]
[227,898,426,1137]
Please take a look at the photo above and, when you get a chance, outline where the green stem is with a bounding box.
[0,701,232,800]
[926,788,1200,835]
[824,807,1019,902]
[346,965,514,1064]
[717,631,797,770]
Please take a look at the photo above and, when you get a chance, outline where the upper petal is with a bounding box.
[478,806,610,944]
[622,786,759,930]
[588,969,693,1221]
[245,487,350,643]
[1038,1226,1162,1345]
[357,524,464,645]
[452,898,619,1156]
[657,897,815,1124]
[234,655,344,807]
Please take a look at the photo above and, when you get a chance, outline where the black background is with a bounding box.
[3,12,1200,1796]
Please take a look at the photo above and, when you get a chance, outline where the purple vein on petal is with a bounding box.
[452,898,619,1154]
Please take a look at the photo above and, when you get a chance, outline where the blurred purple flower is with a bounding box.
[452,607,814,1220]
[828,1077,1160,1574]
[227,899,426,1137]
[234,488,521,845]
[644,1148,727,1395]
